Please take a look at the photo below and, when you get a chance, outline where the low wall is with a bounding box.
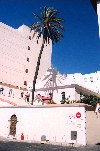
[0,105,86,146]
[86,111,100,145]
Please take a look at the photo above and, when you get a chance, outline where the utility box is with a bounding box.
[71,131,77,140]
[41,135,46,141]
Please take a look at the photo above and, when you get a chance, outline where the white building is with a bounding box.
[0,105,88,146]
[32,67,100,104]
[0,22,52,88]
[90,0,100,37]
[97,0,100,37]
[67,71,100,93]
[0,22,52,105]
[0,105,100,146]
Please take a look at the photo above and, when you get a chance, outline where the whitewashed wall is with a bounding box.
[97,3,100,37]
[0,106,86,146]
[86,111,100,145]
[0,22,52,88]
[0,84,30,106]
[35,86,76,104]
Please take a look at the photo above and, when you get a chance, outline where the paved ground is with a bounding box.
[0,141,100,151]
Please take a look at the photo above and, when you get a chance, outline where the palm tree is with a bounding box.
[30,6,64,105]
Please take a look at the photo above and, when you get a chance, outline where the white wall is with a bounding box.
[35,86,76,104]
[86,111,100,145]
[66,71,100,93]
[97,3,100,37]
[0,106,86,146]
[0,84,30,106]
[0,22,52,88]
[33,68,100,105]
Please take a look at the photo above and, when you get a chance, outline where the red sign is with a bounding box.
[76,112,81,118]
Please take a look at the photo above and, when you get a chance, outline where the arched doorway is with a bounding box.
[9,114,17,136]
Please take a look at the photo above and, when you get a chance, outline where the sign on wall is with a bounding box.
[76,112,81,118]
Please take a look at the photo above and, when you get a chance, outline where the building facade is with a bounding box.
[97,0,100,36]
[0,105,99,146]
[0,22,52,89]
[0,105,86,146]
[32,68,100,104]
[90,0,100,37]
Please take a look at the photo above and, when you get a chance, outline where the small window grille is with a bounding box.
[25,69,28,73]
[24,81,27,86]
[28,46,30,50]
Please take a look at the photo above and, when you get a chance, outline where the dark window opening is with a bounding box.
[27,58,29,62]
[21,92,24,98]
[0,87,4,94]
[25,69,28,73]
[49,93,53,99]
[37,40,38,44]
[28,46,30,50]
[24,81,27,86]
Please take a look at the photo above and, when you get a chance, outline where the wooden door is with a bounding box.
[10,115,17,136]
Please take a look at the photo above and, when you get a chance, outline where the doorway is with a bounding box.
[9,114,17,136]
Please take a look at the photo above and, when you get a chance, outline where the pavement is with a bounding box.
[0,141,100,151]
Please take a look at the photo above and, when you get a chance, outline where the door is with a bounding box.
[10,115,17,136]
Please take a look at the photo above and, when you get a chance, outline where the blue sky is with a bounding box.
[0,0,100,74]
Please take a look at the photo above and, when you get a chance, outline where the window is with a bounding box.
[90,77,93,82]
[0,87,4,94]
[24,81,27,86]
[28,46,30,50]
[25,69,28,73]
[61,92,65,100]
[29,36,31,40]
[37,40,38,44]
[8,89,13,97]
[27,58,29,62]
[49,93,53,99]
[21,92,24,98]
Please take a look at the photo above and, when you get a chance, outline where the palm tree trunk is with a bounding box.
[32,41,44,105]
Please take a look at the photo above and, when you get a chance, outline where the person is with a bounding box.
[25,92,30,103]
